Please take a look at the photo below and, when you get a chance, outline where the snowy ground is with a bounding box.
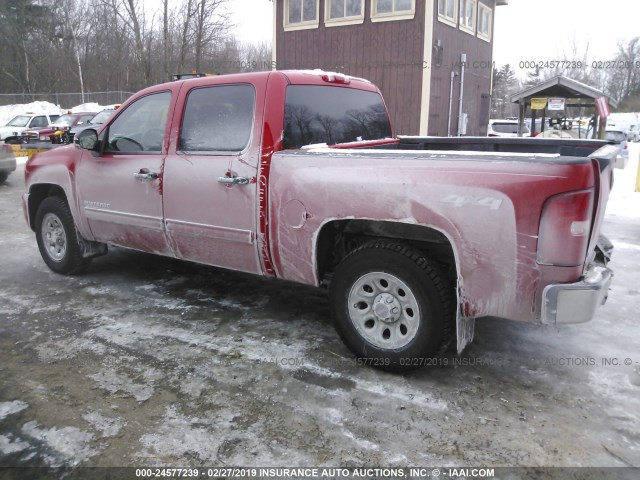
[0,149,639,477]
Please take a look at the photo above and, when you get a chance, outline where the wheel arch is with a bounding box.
[27,183,69,231]
[315,219,460,287]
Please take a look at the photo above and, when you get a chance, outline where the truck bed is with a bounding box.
[391,136,611,157]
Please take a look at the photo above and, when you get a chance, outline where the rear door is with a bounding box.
[76,90,175,254]
[162,81,263,274]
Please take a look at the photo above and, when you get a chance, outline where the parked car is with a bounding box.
[487,119,530,137]
[24,70,614,371]
[0,144,17,184]
[0,113,61,143]
[22,112,96,144]
[605,129,629,168]
[69,107,119,143]
[626,124,639,142]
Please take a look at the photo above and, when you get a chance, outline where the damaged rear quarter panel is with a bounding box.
[268,149,595,323]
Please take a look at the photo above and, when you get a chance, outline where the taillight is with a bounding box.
[537,189,594,266]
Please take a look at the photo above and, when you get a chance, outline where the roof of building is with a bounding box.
[510,75,617,107]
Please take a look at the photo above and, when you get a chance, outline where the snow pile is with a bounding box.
[0,101,120,126]
[70,103,106,113]
[0,101,63,127]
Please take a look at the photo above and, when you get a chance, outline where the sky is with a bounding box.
[228,0,639,68]
[492,0,639,70]
[229,0,274,44]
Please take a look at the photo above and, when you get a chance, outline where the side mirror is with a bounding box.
[77,129,99,150]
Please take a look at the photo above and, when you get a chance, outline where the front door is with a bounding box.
[162,83,261,273]
[77,91,174,255]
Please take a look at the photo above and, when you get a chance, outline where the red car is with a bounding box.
[22,112,97,144]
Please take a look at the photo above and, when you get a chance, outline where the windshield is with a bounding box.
[89,110,114,125]
[605,131,626,142]
[6,115,31,127]
[283,85,392,149]
[52,114,75,127]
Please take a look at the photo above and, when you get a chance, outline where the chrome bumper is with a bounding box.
[541,265,613,325]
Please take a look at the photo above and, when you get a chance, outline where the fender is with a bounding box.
[25,145,94,242]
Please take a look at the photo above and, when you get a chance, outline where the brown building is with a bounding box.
[272,0,508,136]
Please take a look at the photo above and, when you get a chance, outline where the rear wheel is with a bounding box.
[329,241,454,372]
[35,197,91,274]
[0,172,8,184]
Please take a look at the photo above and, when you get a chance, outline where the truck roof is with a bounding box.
[144,69,381,95]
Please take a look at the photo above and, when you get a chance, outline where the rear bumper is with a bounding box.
[541,264,613,325]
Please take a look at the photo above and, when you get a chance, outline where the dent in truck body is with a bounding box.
[269,147,597,326]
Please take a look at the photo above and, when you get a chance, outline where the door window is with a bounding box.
[30,116,48,128]
[179,85,255,154]
[104,92,171,154]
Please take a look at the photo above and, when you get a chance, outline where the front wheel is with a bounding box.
[35,197,91,275]
[329,241,454,372]
[0,172,8,184]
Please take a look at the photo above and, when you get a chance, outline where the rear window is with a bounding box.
[491,122,529,134]
[283,85,392,149]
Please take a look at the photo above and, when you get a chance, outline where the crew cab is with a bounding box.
[22,70,615,371]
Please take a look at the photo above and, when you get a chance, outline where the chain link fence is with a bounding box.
[0,91,134,108]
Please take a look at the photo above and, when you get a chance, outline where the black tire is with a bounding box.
[329,241,454,372]
[35,197,91,275]
[0,172,8,184]
[5,138,23,145]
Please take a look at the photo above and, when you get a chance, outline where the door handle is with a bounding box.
[217,176,249,185]
[133,171,158,181]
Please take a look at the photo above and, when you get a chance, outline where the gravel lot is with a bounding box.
[1,152,639,478]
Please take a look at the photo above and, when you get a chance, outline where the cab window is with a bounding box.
[104,92,171,154]
[30,116,48,128]
[179,85,255,154]
[283,85,392,148]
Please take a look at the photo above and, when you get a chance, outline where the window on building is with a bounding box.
[459,0,477,34]
[437,0,457,26]
[371,0,415,22]
[284,0,319,31]
[326,0,364,26]
[179,85,255,153]
[477,3,492,41]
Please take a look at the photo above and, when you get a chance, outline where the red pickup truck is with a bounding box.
[22,70,615,371]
